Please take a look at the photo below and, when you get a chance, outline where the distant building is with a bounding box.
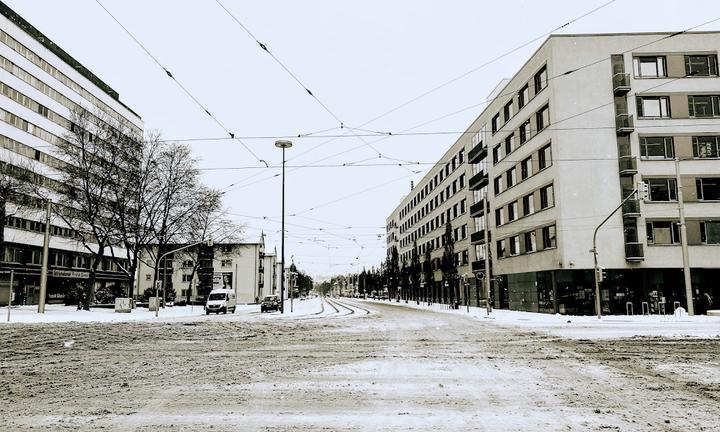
[136,237,276,304]
[0,1,143,305]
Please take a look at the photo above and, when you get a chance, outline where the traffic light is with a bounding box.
[637,181,649,201]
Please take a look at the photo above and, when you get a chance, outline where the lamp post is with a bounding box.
[275,139,292,314]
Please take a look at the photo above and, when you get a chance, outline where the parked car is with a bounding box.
[261,295,280,313]
[205,289,236,315]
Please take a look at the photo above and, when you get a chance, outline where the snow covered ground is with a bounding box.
[0,297,332,324]
[361,298,720,339]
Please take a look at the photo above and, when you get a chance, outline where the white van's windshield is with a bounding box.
[209,293,226,301]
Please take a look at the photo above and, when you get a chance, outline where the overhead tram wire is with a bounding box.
[92,0,268,167]
[213,0,405,165]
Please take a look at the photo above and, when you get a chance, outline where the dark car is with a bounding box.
[260,295,280,313]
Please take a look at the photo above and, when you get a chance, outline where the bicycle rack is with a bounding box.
[626,302,633,315]
[641,302,650,315]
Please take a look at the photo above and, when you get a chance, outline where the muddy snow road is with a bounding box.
[1,299,719,431]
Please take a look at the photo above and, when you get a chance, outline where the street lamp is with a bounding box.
[275,139,292,314]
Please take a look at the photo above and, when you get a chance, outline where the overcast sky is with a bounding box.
[8,0,720,279]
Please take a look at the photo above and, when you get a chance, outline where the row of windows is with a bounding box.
[636,94,720,118]
[0,29,141,135]
[399,173,466,236]
[643,177,720,202]
[491,65,548,135]
[1,134,66,170]
[398,147,465,223]
[5,215,81,240]
[646,220,720,245]
[399,198,467,248]
[496,224,556,259]
[0,81,71,130]
[399,224,468,263]
[632,54,718,78]
[2,245,125,271]
[495,184,554,227]
[492,105,550,165]
[493,143,552,196]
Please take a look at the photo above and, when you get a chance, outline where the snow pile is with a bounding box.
[362,299,720,340]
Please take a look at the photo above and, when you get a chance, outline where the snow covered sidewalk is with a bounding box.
[362,298,720,340]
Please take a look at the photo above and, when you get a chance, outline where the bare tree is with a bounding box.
[0,155,40,269]
[55,107,132,309]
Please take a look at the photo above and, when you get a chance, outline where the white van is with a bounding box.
[205,289,237,315]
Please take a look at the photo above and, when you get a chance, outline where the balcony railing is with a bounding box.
[616,113,634,135]
[470,230,486,245]
[469,170,488,191]
[622,198,641,217]
[624,242,644,261]
[468,142,488,164]
[470,199,486,217]
[618,156,637,176]
[613,73,631,95]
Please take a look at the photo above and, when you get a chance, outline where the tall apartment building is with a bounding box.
[386,135,475,304]
[469,32,720,315]
[0,2,143,305]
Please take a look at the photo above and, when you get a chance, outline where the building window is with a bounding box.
[519,119,531,144]
[525,231,537,253]
[520,157,532,180]
[540,184,554,209]
[700,221,720,244]
[538,143,552,170]
[496,239,506,259]
[491,113,500,134]
[685,55,718,77]
[508,202,518,222]
[542,225,556,249]
[504,100,514,122]
[693,136,720,158]
[646,221,680,245]
[689,95,720,118]
[219,245,233,253]
[522,194,535,216]
[646,178,677,201]
[697,178,720,200]
[633,56,667,78]
[518,84,529,109]
[181,259,194,268]
[640,136,674,159]
[182,274,193,283]
[509,236,520,256]
[536,105,550,131]
[494,176,503,195]
[637,96,671,118]
[505,133,515,155]
[534,66,548,95]
[495,208,505,226]
[221,259,232,267]
[458,149,465,164]
[460,199,466,214]
[492,144,501,164]
[506,167,517,188]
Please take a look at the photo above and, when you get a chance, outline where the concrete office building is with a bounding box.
[465,32,720,315]
[0,2,143,305]
[136,238,276,304]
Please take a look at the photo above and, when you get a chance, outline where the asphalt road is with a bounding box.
[1,299,718,431]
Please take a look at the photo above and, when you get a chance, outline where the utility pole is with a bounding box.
[275,140,292,314]
[483,190,491,315]
[7,270,14,322]
[38,200,51,313]
[675,158,694,315]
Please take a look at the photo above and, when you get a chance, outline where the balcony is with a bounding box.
[612,73,631,95]
[471,260,487,273]
[468,142,488,164]
[624,242,644,261]
[470,199,486,217]
[469,170,489,191]
[622,198,641,217]
[470,230,486,245]
[618,156,637,176]
[616,113,634,135]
